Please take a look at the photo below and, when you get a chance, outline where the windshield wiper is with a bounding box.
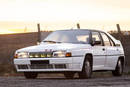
[43,40,61,43]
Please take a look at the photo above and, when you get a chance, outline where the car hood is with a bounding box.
[16,43,91,52]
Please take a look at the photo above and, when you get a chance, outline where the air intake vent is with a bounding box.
[18,65,28,69]
[17,64,67,69]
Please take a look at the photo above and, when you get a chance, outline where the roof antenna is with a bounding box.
[77,23,80,29]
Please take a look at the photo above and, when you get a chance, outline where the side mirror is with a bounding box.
[115,44,120,46]
[92,41,101,46]
[115,40,121,46]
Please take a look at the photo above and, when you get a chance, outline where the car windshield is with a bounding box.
[43,30,90,44]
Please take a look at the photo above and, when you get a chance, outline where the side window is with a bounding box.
[100,32,111,46]
[92,32,102,46]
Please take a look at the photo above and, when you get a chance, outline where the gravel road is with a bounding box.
[0,75,130,87]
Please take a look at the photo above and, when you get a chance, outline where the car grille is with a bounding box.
[17,64,66,69]
[29,52,53,58]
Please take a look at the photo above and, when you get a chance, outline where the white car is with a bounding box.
[14,29,125,79]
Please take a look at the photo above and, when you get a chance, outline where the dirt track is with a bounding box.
[0,75,130,87]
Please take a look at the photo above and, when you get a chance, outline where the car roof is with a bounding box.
[57,29,104,33]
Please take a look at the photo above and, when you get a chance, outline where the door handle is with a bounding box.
[102,48,105,51]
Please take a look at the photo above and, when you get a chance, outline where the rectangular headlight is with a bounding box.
[53,51,71,57]
[17,52,29,58]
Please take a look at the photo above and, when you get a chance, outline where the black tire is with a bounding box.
[78,56,92,79]
[64,72,75,79]
[112,59,123,76]
[24,72,38,79]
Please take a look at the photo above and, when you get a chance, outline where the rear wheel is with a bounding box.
[78,56,92,79]
[64,72,75,79]
[24,72,38,79]
[112,59,123,76]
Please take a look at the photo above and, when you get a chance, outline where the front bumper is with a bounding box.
[14,57,83,72]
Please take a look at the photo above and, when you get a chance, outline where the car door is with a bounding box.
[91,31,106,70]
[100,32,119,69]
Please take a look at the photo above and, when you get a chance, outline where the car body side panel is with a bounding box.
[91,46,106,70]
[105,46,119,70]
[105,32,125,70]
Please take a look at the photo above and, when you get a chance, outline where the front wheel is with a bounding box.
[78,57,92,79]
[112,59,123,76]
[24,72,38,79]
